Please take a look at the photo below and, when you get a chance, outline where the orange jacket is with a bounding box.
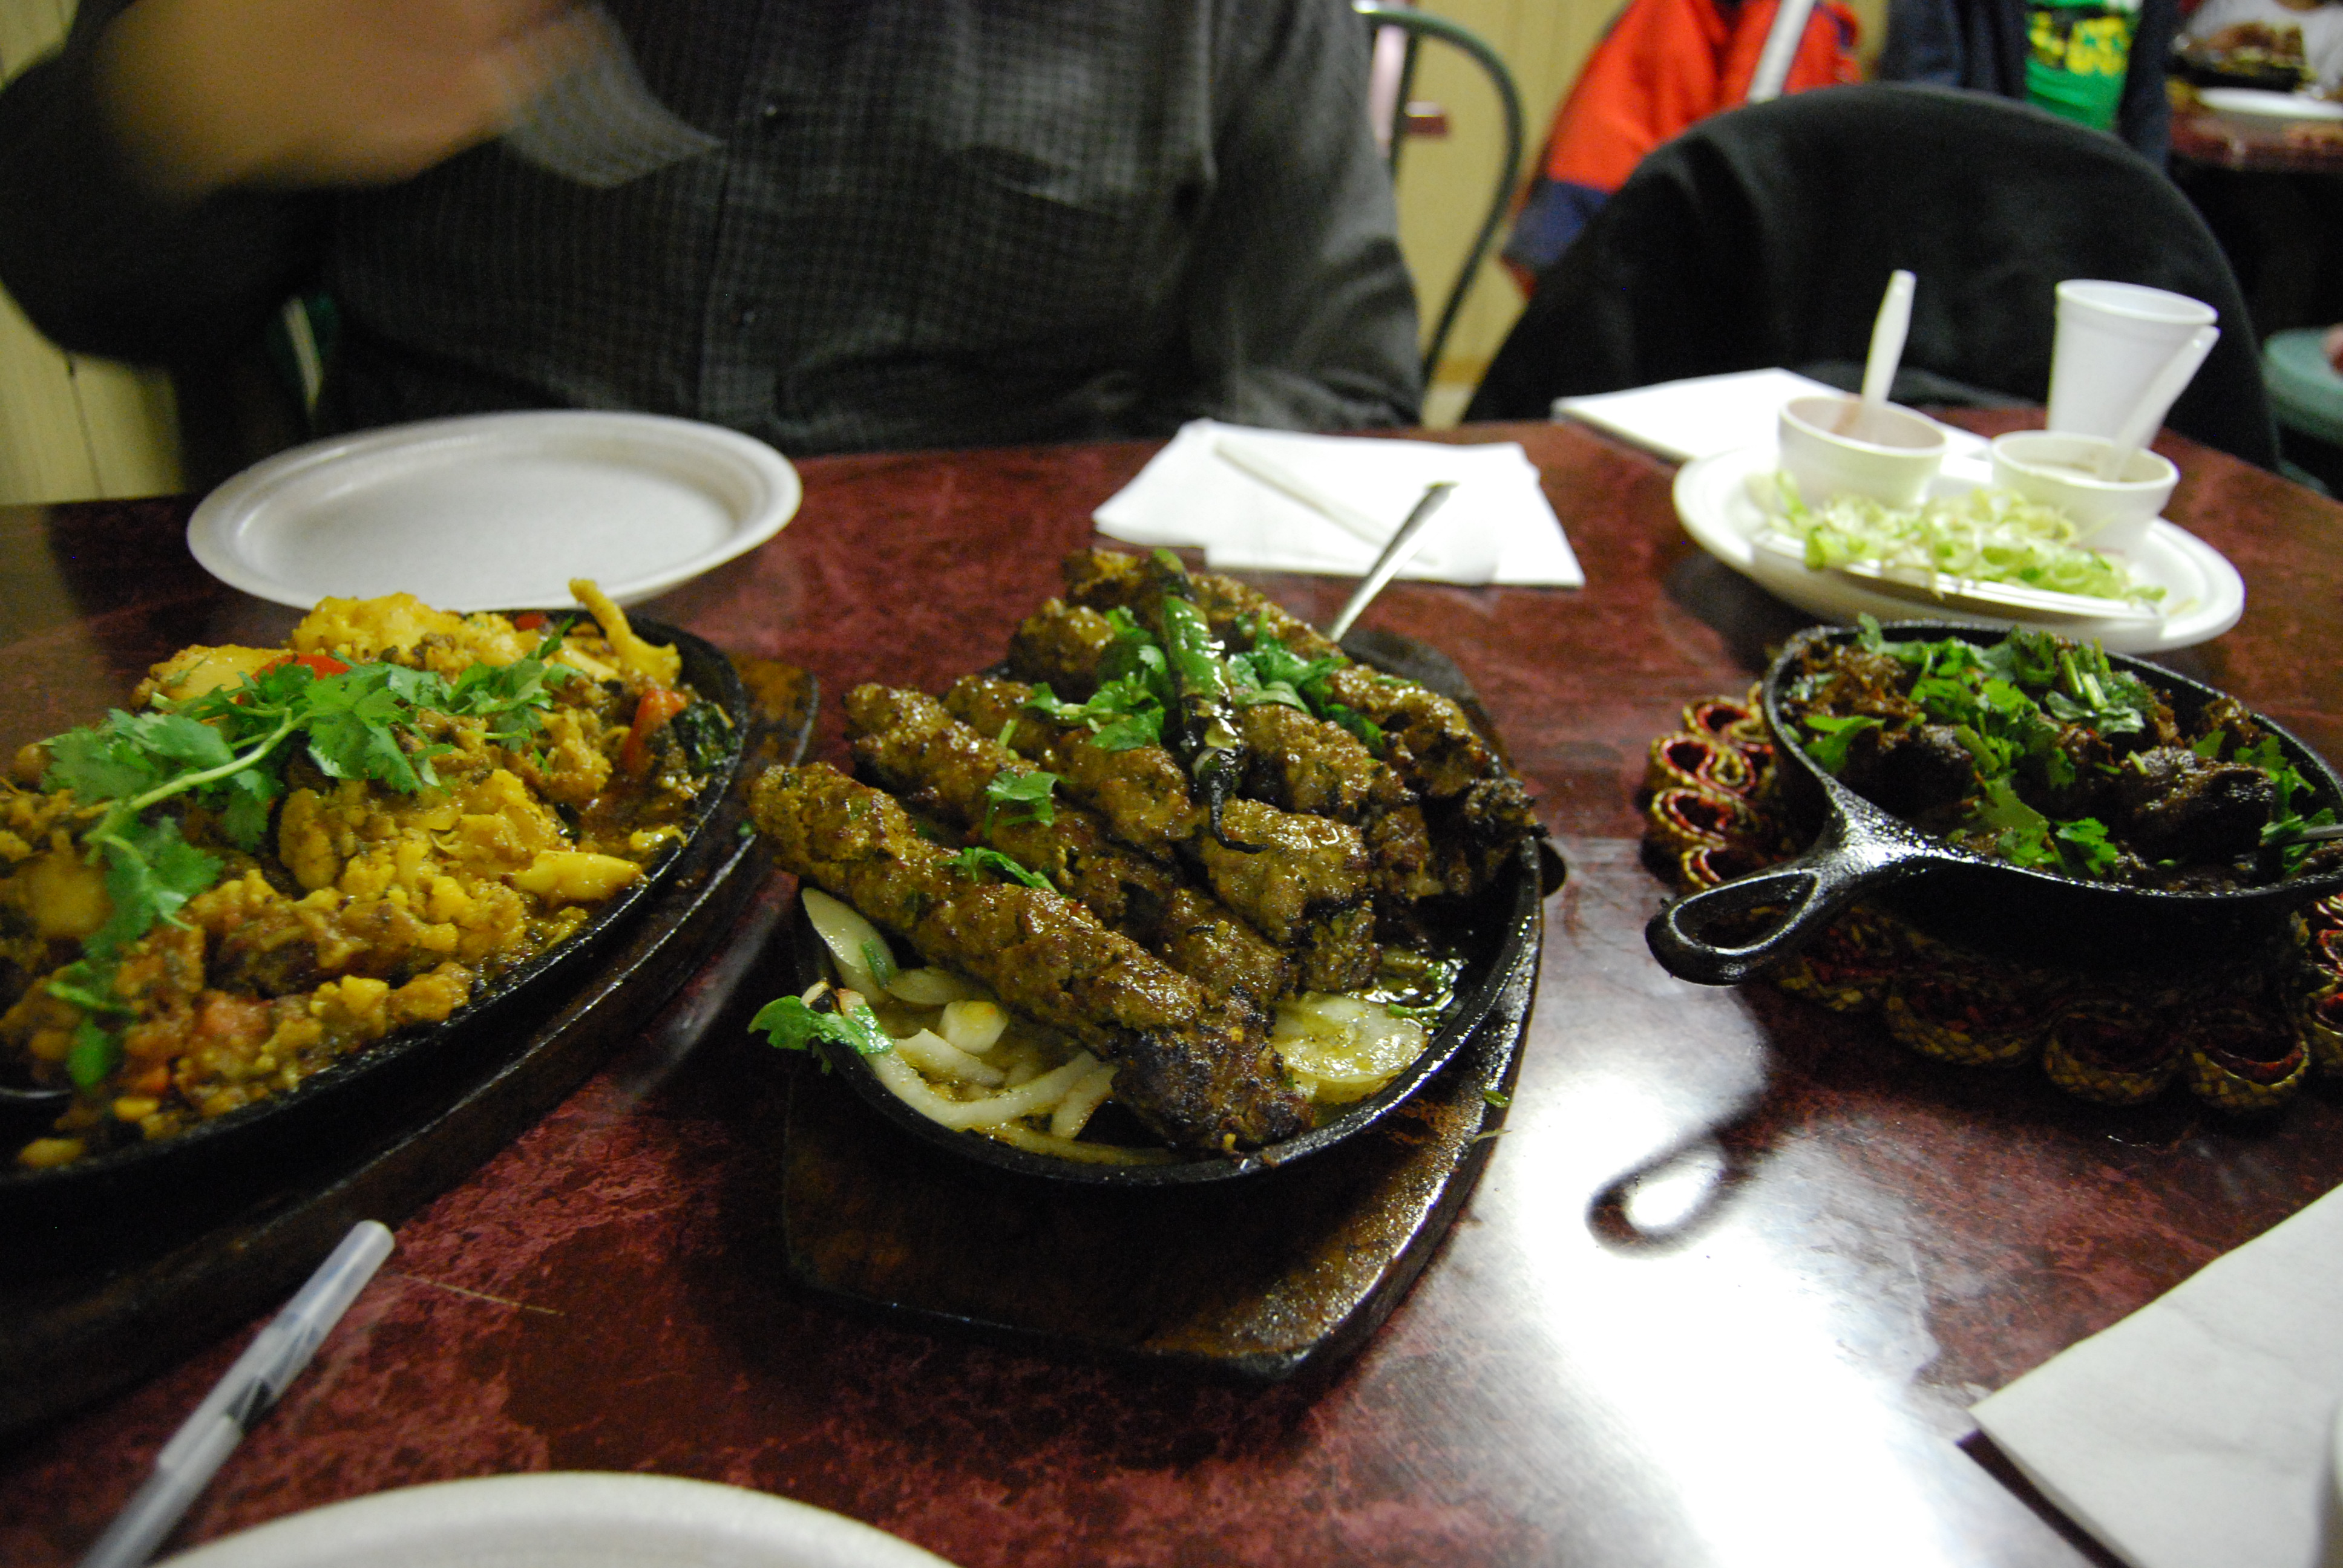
[1504,0,1861,284]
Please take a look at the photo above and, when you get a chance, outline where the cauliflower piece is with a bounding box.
[569,579,681,688]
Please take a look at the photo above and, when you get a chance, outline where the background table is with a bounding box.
[4,416,2341,1567]
[2169,102,2343,351]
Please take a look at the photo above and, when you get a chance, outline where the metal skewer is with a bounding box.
[1324,482,1459,642]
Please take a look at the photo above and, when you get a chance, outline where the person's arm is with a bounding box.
[0,21,320,365]
[1158,0,1423,433]
[0,0,577,365]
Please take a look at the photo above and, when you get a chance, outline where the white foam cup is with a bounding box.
[2047,281,2218,440]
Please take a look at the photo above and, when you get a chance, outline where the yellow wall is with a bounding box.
[1397,0,1887,409]
[0,0,183,505]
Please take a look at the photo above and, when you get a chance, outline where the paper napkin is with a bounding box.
[1557,368,1991,466]
[1092,420,1582,588]
[1970,1183,2343,1568]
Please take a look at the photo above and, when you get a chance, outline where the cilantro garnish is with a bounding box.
[37,638,574,1081]
[948,846,1054,890]
[1025,677,1167,753]
[1800,713,1882,774]
[750,989,895,1060]
[982,769,1059,830]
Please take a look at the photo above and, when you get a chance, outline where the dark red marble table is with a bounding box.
[4,416,2341,1567]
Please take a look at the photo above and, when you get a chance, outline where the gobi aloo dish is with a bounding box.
[748,548,1546,1164]
[2,582,733,1170]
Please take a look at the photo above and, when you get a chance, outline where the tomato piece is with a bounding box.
[266,651,349,678]
[622,688,691,774]
[513,612,548,631]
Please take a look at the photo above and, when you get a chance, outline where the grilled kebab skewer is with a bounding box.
[1008,594,1507,900]
[843,684,1294,1014]
[942,675,1381,993]
[750,762,1311,1152]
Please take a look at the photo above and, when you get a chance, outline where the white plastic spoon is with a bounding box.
[1837,269,1916,434]
[2095,324,2220,480]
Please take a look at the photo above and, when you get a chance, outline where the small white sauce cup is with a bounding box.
[1988,431,2178,555]
[1777,394,1948,508]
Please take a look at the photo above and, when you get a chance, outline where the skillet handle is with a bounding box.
[1645,815,1919,985]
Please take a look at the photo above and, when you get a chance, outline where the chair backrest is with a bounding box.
[1466,83,2278,468]
[1355,2,1524,384]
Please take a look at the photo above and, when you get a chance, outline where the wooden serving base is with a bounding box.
[0,659,816,1441]
[769,917,1541,1383]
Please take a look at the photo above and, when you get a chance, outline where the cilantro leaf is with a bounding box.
[1800,713,1881,773]
[750,991,896,1058]
[65,1018,121,1091]
[44,713,168,803]
[2054,816,2121,877]
[948,846,1054,890]
[983,769,1058,830]
[85,817,221,959]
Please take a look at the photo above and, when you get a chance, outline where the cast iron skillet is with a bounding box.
[787,626,1556,1186]
[1647,622,2343,984]
[793,835,1542,1186]
[0,619,749,1217]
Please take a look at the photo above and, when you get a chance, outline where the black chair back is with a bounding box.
[1467,83,2277,468]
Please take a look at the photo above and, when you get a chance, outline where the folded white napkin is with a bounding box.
[1092,419,1582,587]
[1557,368,1991,466]
[1970,1183,2343,1568]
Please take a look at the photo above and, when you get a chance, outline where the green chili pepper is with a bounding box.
[1148,552,1262,851]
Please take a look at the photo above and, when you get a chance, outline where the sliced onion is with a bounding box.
[888,967,982,1006]
[867,1050,1101,1130]
[1049,1062,1118,1139]
[939,999,1008,1054]
[802,887,891,996]
[892,1028,1005,1088]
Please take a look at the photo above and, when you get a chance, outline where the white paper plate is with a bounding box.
[1673,443,2245,653]
[2198,87,2343,120]
[157,1472,956,1568]
[188,412,801,612]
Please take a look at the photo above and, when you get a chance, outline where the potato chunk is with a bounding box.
[514,851,643,903]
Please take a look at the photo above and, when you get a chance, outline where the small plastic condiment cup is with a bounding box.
[1988,430,2178,555]
[1777,394,1948,508]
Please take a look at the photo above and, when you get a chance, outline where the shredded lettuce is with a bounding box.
[1770,474,2164,607]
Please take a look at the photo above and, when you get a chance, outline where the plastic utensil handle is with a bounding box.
[78,1221,394,1568]
[1211,437,1390,548]
[2097,324,2219,480]
[1860,270,1916,408]
[1325,482,1459,641]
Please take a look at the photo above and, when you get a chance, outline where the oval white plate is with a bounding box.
[2198,87,2343,120]
[158,1471,956,1568]
[1674,444,2245,653]
[189,411,801,612]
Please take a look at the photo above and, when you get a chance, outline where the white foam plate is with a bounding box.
[158,1471,956,1568]
[1673,443,2246,653]
[189,411,800,611]
[2198,87,2343,120]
